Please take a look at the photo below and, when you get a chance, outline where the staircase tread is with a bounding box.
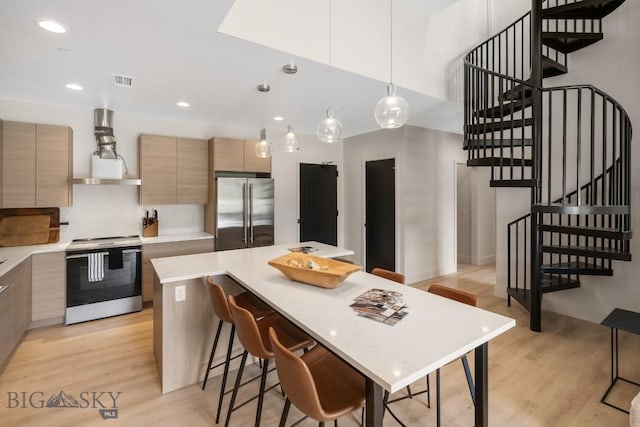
[533,203,630,215]
[540,224,632,239]
[541,261,613,276]
[467,157,533,167]
[476,97,533,118]
[542,31,604,53]
[542,55,569,78]
[542,245,631,260]
[463,138,533,149]
[490,179,536,188]
[467,118,534,134]
[542,0,626,20]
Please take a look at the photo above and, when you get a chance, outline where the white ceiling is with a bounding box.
[0,0,464,138]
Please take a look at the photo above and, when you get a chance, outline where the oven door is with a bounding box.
[66,248,142,307]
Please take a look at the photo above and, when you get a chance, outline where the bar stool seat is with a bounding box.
[202,277,273,424]
[270,328,366,426]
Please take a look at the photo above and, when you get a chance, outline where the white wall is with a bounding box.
[492,0,640,323]
[343,125,466,284]
[219,0,491,103]
[0,98,343,244]
[470,167,496,265]
[457,164,472,264]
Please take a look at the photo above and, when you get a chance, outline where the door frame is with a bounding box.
[361,154,402,274]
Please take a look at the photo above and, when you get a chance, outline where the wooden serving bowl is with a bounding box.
[268,253,362,288]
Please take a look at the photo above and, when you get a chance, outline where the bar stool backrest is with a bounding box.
[228,295,272,359]
[371,268,405,284]
[269,328,325,421]
[428,284,477,307]
[206,277,234,323]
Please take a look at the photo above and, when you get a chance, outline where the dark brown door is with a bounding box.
[299,163,338,245]
[365,158,395,273]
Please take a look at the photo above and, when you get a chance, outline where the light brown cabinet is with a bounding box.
[0,120,72,208]
[31,252,66,325]
[141,239,214,302]
[139,134,208,205]
[210,137,271,173]
[0,258,32,368]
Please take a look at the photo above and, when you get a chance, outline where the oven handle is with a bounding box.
[66,248,142,260]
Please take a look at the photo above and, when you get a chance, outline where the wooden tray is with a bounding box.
[268,253,362,289]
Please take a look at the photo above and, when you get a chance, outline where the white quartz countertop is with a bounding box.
[151,241,516,392]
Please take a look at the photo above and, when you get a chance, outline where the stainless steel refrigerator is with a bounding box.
[215,177,274,251]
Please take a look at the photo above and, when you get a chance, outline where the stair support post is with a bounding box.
[530,0,544,332]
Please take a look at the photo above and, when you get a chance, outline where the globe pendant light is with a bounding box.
[375,83,408,129]
[317,108,343,143]
[255,128,272,158]
[281,124,300,152]
[375,0,408,129]
[317,0,344,143]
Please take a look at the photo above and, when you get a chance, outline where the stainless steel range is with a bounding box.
[65,235,142,324]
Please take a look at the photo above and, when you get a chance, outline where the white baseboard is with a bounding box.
[406,264,457,285]
[457,254,471,264]
[477,254,495,265]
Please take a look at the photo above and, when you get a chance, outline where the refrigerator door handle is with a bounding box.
[242,183,248,245]
[249,183,254,244]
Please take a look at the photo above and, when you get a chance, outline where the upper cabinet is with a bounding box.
[139,134,208,205]
[0,120,72,208]
[211,137,270,173]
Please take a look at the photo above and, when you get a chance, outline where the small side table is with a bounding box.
[601,308,640,414]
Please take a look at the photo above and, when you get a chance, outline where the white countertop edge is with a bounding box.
[0,242,71,276]
[140,232,214,245]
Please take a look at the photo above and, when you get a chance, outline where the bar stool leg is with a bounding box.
[225,351,248,427]
[426,374,431,408]
[254,359,270,427]
[202,320,223,390]
[216,324,236,423]
[461,355,475,405]
[279,398,291,427]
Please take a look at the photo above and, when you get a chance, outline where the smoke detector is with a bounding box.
[112,74,135,88]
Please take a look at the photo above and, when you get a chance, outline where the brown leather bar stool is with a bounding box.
[269,328,366,427]
[371,267,430,422]
[226,295,315,427]
[202,277,273,423]
[371,267,405,284]
[428,284,478,426]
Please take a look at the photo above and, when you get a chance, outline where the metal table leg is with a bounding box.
[475,342,488,427]
[365,379,383,427]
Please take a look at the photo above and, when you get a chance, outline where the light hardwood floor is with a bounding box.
[0,264,637,426]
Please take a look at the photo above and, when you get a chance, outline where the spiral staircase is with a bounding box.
[464,0,633,331]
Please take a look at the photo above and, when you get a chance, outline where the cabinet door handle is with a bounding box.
[0,284,11,295]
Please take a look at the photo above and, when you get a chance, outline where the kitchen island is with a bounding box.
[152,242,515,427]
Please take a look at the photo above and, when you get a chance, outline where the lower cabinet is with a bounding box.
[142,239,214,302]
[0,258,32,368]
[31,252,66,325]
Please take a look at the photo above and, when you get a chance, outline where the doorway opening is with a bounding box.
[365,158,396,273]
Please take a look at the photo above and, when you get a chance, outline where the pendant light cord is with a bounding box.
[329,0,333,106]
[390,0,393,83]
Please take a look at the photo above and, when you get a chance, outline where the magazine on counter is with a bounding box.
[350,288,410,326]
[287,246,318,254]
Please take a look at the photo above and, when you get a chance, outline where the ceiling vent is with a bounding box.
[112,74,134,88]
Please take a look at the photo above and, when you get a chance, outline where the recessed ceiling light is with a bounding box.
[273,116,284,121]
[65,83,83,91]
[177,101,190,108]
[38,20,66,34]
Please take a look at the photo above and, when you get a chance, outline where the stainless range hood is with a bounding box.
[70,108,141,186]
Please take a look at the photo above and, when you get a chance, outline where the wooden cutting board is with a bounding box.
[0,215,52,247]
[0,207,60,244]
